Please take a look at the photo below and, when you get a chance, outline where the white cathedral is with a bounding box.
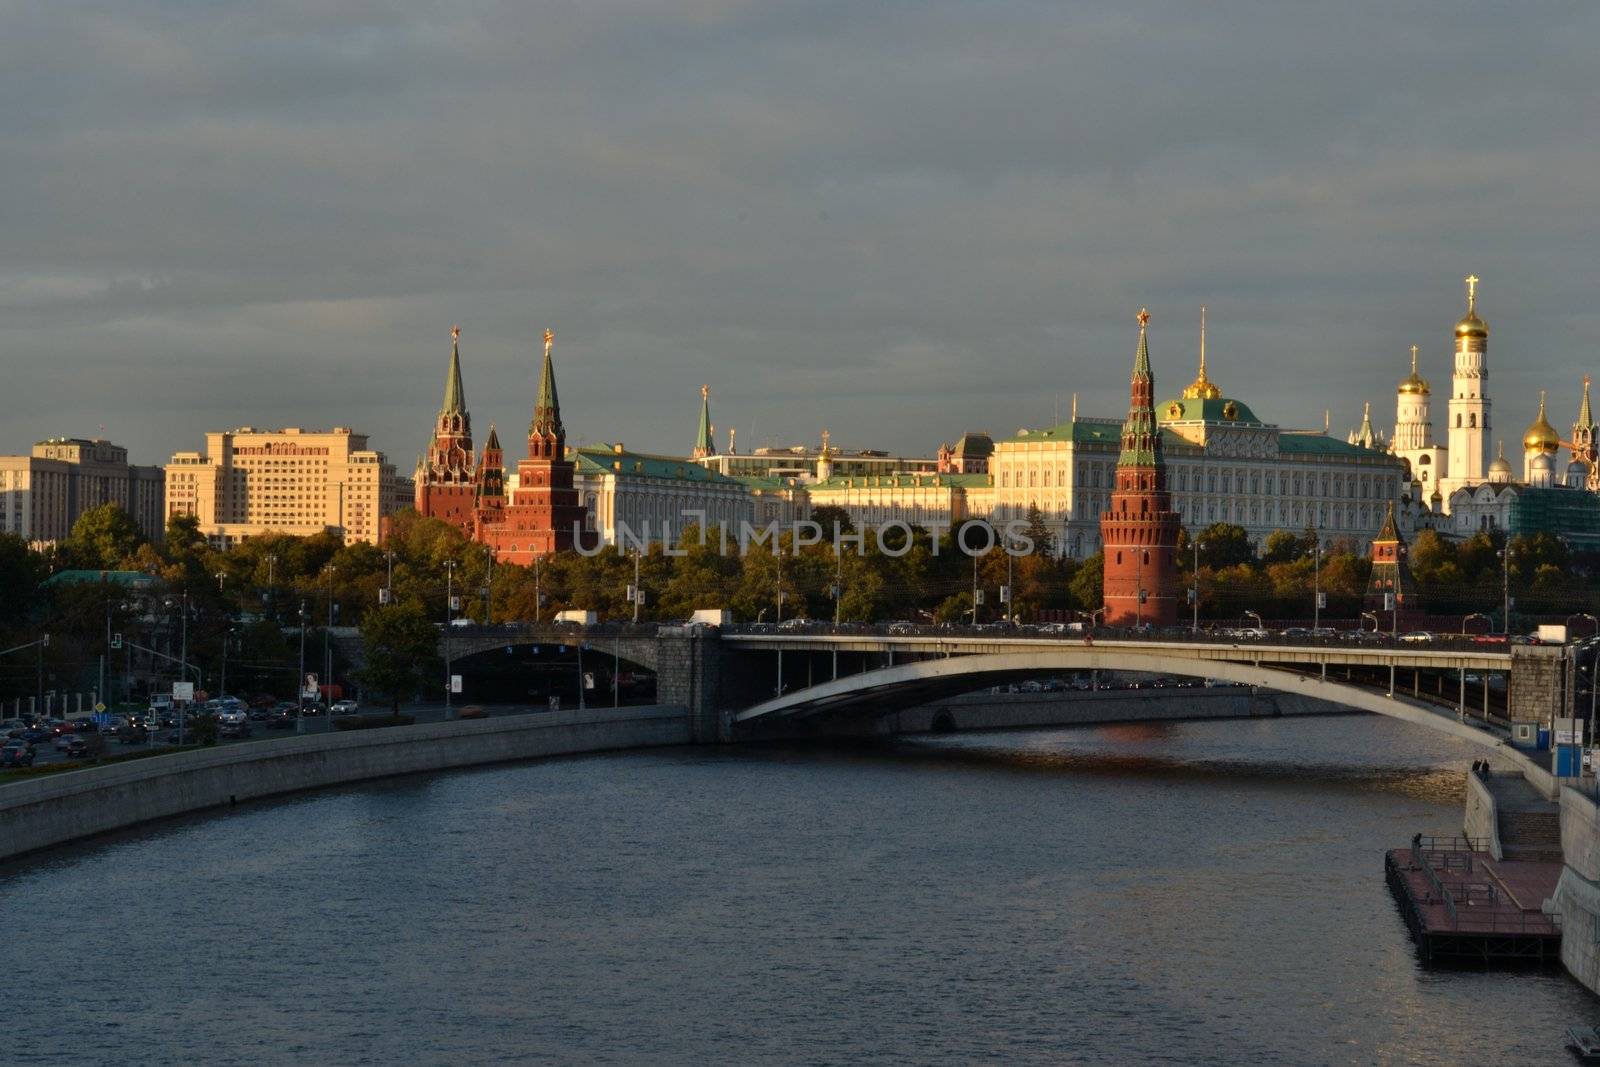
[1371,276,1600,535]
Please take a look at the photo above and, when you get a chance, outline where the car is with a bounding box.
[62,737,89,759]
[1399,631,1436,644]
[330,700,360,716]
[457,705,489,719]
[53,733,81,753]
[264,710,297,730]
[219,720,252,739]
[1281,627,1312,639]
[68,717,98,734]
[1,741,34,767]
[117,723,149,745]
[1,719,24,739]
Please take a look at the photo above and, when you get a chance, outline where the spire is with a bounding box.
[485,422,501,451]
[1356,401,1376,447]
[1132,307,1152,381]
[1182,306,1222,400]
[532,328,563,436]
[441,325,465,415]
[1578,375,1595,432]
[693,384,714,458]
[1376,499,1399,542]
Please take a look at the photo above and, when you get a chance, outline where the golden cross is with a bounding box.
[701,384,709,400]
[451,324,460,342]
[1136,307,1150,328]
[821,429,830,453]
[1410,344,1418,372]
[544,328,554,352]
[1465,274,1479,308]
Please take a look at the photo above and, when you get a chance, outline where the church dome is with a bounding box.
[1524,391,1560,454]
[1488,442,1512,484]
[1398,345,1429,395]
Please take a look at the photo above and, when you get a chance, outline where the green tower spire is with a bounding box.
[441,325,465,415]
[532,328,563,435]
[693,384,714,457]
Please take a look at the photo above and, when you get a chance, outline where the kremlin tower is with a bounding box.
[1101,309,1180,627]
[1571,377,1598,491]
[1391,344,1446,496]
[691,385,715,459]
[414,326,479,536]
[478,330,596,563]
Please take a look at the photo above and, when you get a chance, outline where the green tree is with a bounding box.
[359,603,442,713]
[1069,552,1103,611]
[63,503,144,570]
[1195,523,1254,570]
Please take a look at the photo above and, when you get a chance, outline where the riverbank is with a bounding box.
[0,705,689,863]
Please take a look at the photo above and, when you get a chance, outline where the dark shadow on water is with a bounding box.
[729,728,1468,804]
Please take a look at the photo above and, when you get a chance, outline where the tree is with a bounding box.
[63,504,144,570]
[0,532,45,629]
[1196,523,1254,570]
[359,603,442,713]
[1069,552,1103,611]
[809,506,854,541]
[1021,505,1056,560]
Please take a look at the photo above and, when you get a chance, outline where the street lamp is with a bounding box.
[1308,537,1323,634]
[297,599,308,734]
[1191,532,1203,634]
[1361,610,1380,633]
[1499,544,1514,635]
[324,564,337,723]
[1244,609,1263,634]
[443,559,457,716]
[1567,613,1599,639]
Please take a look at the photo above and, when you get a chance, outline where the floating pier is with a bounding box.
[1385,834,1562,964]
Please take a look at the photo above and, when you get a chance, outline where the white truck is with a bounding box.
[689,609,733,627]
[554,609,599,626]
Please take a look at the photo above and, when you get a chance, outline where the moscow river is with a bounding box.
[4,714,1595,1065]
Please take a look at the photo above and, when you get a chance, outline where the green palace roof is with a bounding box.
[1004,419,1395,460]
[575,446,742,485]
[1157,396,1263,425]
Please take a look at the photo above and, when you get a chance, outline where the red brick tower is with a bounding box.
[480,330,596,562]
[472,423,506,534]
[1101,308,1181,627]
[414,325,478,535]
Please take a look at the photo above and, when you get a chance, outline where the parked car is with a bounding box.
[330,700,360,716]
[1,741,34,767]
[1399,631,1436,644]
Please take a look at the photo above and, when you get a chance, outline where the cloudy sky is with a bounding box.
[4,1,1598,468]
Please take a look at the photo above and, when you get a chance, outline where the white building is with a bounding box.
[0,438,164,546]
[574,444,753,546]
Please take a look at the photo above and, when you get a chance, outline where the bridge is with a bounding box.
[332,624,1565,765]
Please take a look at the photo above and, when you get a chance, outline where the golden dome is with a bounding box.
[1398,344,1429,395]
[1455,274,1487,338]
[1524,391,1560,454]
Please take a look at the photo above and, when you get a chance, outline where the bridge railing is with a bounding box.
[720,621,1513,655]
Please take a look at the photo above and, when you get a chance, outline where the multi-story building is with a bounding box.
[164,426,398,547]
[0,437,165,545]
[1391,345,1447,498]
[990,325,1408,559]
[574,443,752,546]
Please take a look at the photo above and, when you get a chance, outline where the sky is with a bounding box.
[3,1,1599,469]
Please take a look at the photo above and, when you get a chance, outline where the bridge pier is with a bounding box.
[654,630,726,743]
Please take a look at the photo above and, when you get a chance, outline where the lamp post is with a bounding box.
[324,564,337,723]
[1309,537,1322,634]
[297,599,307,734]
[1461,613,1490,636]
[1500,544,1513,635]
[1191,532,1202,634]
[1361,610,1379,633]
[443,560,457,716]
[1244,609,1263,634]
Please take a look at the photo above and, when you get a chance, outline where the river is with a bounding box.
[3,714,1593,1065]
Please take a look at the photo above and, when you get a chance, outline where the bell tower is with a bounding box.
[414,325,478,536]
[1443,275,1490,496]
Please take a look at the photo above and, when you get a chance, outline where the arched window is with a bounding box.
[1469,414,1477,428]
[1456,414,1463,427]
